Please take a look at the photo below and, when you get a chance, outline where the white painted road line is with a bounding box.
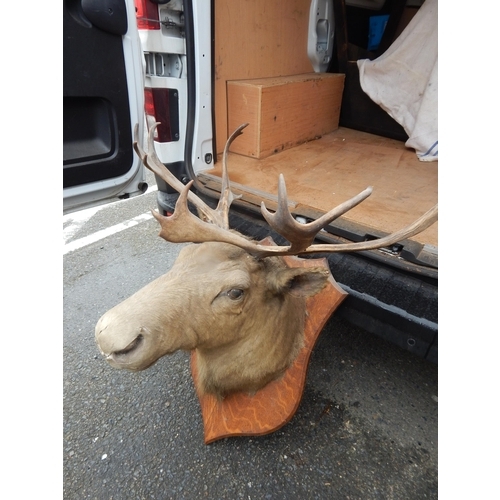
[63,205,106,244]
[63,212,154,255]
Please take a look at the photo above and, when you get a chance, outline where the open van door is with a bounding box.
[63,0,146,214]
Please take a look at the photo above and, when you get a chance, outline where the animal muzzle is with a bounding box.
[102,334,145,370]
[95,313,158,371]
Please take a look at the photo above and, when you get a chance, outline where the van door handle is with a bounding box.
[307,0,335,73]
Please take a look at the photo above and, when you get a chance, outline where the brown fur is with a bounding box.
[95,241,329,398]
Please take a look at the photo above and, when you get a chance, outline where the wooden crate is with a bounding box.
[227,73,345,159]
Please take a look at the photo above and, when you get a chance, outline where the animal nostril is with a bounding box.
[113,334,144,357]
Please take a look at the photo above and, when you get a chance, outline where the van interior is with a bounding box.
[197,0,437,266]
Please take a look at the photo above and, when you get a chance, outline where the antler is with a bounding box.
[260,174,438,254]
[135,123,438,259]
[134,122,244,229]
[261,175,373,253]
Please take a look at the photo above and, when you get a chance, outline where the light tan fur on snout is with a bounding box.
[95,242,329,398]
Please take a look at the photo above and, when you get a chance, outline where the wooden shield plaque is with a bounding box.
[190,251,347,444]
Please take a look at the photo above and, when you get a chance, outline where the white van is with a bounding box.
[63,0,437,361]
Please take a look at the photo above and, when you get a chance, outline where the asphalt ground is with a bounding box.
[61,174,440,499]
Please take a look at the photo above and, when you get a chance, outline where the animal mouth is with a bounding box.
[109,334,144,360]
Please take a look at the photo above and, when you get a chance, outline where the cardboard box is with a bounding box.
[227,73,344,159]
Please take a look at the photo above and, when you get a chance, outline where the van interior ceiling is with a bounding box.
[197,0,437,250]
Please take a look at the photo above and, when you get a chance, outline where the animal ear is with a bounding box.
[267,266,330,298]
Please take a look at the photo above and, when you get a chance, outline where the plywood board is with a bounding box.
[204,128,438,247]
[214,0,314,153]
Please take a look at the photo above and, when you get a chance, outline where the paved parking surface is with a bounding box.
[63,180,438,499]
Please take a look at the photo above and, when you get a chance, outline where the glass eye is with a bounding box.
[227,288,244,300]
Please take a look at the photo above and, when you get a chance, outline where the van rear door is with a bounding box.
[63,0,146,214]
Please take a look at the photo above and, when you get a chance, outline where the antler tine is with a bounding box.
[151,179,280,254]
[261,174,373,253]
[303,203,438,254]
[134,123,225,227]
[257,174,437,258]
[216,123,246,228]
[252,202,438,258]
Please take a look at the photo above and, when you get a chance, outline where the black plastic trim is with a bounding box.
[337,284,437,360]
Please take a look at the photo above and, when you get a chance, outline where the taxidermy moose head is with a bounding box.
[95,123,438,399]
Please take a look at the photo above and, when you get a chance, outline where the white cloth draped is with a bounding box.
[357,0,438,161]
